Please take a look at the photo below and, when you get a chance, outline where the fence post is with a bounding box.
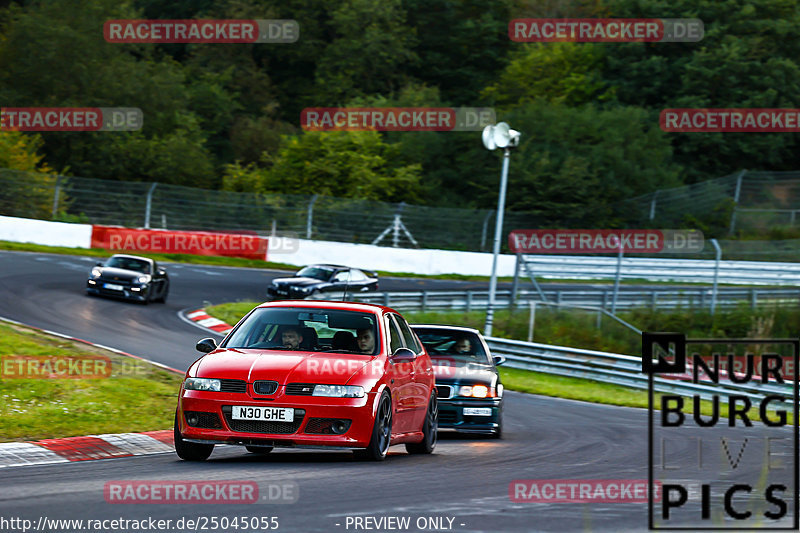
[710,238,721,316]
[611,244,624,314]
[306,194,318,239]
[51,175,62,220]
[421,291,427,312]
[510,252,521,309]
[728,169,747,235]
[649,190,659,220]
[480,210,494,251]
[466,291,472,312]
[144,183,157,229]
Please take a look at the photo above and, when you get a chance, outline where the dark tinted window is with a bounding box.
[296,266,334,281]
[394,315,422,353]
[385,315,404,353]
[106,256,151,274]
[411,328,489,363]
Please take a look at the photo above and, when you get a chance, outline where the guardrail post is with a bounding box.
[383,293,390,307]
[651,291,657,311]
[556,291,562,304]
[306,194,318,239]
[751,289,757,309]
[421,291,427,312]
[466,291,472,312]
[603,290,609,310]
[527,301,536,342]
[144,183,157,229]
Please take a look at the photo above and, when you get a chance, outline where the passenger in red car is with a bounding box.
[356,328,375,354]
[281,326,304,350]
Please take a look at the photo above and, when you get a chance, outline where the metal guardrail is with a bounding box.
[354,288,800,312]
[484,336,792,402]
[520,254,800,286]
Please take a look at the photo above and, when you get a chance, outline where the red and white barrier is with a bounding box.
[0,215,518,276]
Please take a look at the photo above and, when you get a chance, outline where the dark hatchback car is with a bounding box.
[267,264,378,300]
[411,325,505,438]
[86,254,169,304]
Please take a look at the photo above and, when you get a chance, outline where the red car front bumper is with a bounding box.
[177,390,379,448]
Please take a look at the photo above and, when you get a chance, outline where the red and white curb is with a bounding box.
[184,309,234,335]
[0,430,174,468]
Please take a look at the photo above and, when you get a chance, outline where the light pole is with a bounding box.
[482,122,520,337]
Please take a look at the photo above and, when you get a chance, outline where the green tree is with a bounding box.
[604,0,800,181]
[482,43,614,108]
[263,131,422,202]
[494,100,681,226]
[0,132,61,219]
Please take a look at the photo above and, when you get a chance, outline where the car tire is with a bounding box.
[174,413,214,461]
[406,393,437,455]
[492,411,503,439]
[354,391,392,461]
[157,283,169,304]
[245,446,273,454]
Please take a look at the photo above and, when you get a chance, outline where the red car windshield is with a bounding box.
[222,307,379,355]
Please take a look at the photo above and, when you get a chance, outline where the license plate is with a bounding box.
[103,283,124,291]
[463,407,492,416]
[231,406,294,422]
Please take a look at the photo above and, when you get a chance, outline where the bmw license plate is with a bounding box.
[231,406,294,422]
[103,283,124,291]
[463,407,492,416]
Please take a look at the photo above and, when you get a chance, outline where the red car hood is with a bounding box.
[194,349,374,385]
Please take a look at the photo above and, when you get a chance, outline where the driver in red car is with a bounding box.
[356,327,375,354]
[281,326,304,350]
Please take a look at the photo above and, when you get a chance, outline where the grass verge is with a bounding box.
[0,320,183,441]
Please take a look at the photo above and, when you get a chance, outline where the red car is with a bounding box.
[174,300,437,461]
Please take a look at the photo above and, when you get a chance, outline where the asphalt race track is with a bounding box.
[0,250,796,532]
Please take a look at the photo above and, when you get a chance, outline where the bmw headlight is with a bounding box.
[184,377,221,392]
[298,286,312,293]
[312,385,365,398]
[458,384,491,398]
[137,275,151,284]
[91,268,102,278]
